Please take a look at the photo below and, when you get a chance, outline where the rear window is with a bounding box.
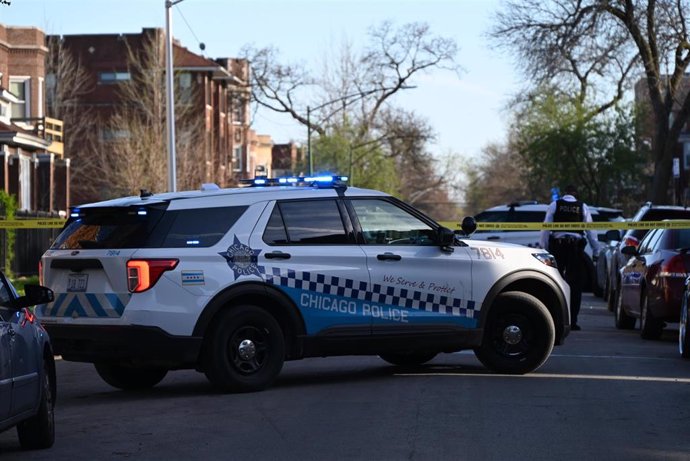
[51,205,247,249]
[627,207,690,240]
[474,210,546,232]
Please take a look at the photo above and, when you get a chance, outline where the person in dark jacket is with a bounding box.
[539,185,600,331]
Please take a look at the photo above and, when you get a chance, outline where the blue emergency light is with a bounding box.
[241,175,349,188]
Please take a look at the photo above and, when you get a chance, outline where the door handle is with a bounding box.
[487,236,500,240]
[265,251,291,260]
[377,252,402,261]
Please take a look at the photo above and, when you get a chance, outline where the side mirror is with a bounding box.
[11,284,54,309]
[620,245,639,257]
[605,229,621,242]
[460,216,477,236]
[437,226,455,253]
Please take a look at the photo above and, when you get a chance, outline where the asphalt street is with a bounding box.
[2,294,690,461]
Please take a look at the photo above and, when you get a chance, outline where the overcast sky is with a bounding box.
[0,0,521,161]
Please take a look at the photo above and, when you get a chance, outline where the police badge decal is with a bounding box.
[219,236,263,279]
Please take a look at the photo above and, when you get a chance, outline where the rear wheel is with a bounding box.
[95,363,168,390]
[640,295,663,340]
[203,305,285,393]
[614,289,635,330]
[17,359,55,450]
[607,285,617,312]
[680,293,690,359]
[379,351,437,367]
[474,291,554,375]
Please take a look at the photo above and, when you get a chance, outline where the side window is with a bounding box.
[351,199,435,245]
[157,206,248,247]
[676,229,690,250]
[263,200,348,245]
[0,276,12,307]
[639,229,660,253]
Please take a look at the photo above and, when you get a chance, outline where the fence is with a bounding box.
[0,211,63,277]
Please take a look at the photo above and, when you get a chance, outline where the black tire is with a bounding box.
[640,295,663,340]
[17,359,55,450]
[603,267,610,305]
[473,291,555,375]
[607,285,617,312]
[614,288,636,330]
[94,363,168,390]
[379,351,437,367]
[203,305,285,393]
[680,293,690,359]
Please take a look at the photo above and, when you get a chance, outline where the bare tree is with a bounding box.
[45,36,100,203]
[490,0,690,203]
[242,21,460,201]
[98,33,205,197]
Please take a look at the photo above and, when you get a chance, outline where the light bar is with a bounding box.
[240,175,349,187]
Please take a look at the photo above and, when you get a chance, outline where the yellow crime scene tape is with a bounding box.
[438,220,690,231]
[2,219,690,231]
[0,219,66,229]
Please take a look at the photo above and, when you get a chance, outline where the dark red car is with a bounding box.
[615,225,690,339]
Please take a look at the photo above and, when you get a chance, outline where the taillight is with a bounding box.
[659,255,688,278]
[21,308,36,326]
[623,236,639,248]
[38,259,43,285]
[127,259,179,293]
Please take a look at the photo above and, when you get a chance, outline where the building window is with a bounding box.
[38,77,44,118]
[10,77,30,119]
[177,72,193,104]
[19,154,31,211]
[98,72,131,84]
[231,95,245,124]
[100,129,131,141]
[46,73,56,108]
[232,146,243,172]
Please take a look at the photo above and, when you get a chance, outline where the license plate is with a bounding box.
[67,273,89,292]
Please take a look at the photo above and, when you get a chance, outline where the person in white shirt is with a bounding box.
[539,185,600,331]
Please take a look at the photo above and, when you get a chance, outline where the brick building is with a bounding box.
[52,28,260,204]
[0,24,67,214]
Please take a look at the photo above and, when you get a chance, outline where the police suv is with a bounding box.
[37,176,571,393]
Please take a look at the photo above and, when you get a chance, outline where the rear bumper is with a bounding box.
[43,324,202,368]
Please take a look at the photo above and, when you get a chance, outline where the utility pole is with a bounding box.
[165,0,184,192]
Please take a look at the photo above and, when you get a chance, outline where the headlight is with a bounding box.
[532,252,558,268]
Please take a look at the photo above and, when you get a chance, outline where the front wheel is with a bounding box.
[17,358,55,450]
[94,363,168,390]
[680,293,690,359]
[379,351,437,367]
[203,305,285,393]
[474,291,555,375]
[640,296,663,340]
[615,289,636,330]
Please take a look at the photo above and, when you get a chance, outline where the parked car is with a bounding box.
[472,201,624,295]
[0,275,56,449]
[614,224,690,339]
[680,277,690,358]
[608,203,690,312]
[595,229,624,303]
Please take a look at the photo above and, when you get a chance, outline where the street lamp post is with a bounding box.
[307,105,312,175]
[165,0,184,192]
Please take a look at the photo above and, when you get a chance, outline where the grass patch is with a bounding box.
[11,275,39,294]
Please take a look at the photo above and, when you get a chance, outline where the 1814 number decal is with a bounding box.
[471,247,505,260]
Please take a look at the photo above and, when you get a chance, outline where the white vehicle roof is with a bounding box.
[76,184,390,209]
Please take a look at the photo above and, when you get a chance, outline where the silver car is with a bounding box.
[0,274,55,450]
